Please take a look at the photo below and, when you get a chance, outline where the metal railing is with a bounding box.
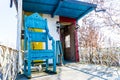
[0,45,19,80]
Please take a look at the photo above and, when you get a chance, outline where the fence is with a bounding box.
[0,45,19,80]
[79,47,120,67]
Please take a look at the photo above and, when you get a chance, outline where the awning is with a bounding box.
[23,0,97,20]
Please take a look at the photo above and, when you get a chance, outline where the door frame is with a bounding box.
[59,16,79,62]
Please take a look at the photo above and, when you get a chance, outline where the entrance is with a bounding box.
[60,24,76,61]
[59,16,79,62]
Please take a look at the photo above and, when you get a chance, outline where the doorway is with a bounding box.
[60,24,76,61]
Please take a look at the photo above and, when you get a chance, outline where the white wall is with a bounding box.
[43,14,60,63]
[0,0,17,49]
[43,14,60,41]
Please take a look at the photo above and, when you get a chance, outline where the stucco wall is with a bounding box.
[43,14,60,41]
[43,14,60,63]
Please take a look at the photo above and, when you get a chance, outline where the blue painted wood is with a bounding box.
[24,13,56,78]
[24,13,47,29]
[56,40,64,65]
[27,32,47,42]
[77,7,94,21]
[52,0,63,17]
[23,0,97,20]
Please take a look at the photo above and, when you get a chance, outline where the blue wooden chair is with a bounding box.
[24,13,56,78]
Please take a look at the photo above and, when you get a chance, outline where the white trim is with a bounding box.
[16,0,22,73]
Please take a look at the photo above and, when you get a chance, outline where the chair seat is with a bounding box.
[25,50,54,60]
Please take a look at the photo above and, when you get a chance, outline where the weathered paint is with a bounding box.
[74,23,80,62]
[23,0,97,20]
[22,12,44,51]
[24,13,56,77]
[22,12,60,63]
[22,12,60,50]
[59,16,76,23]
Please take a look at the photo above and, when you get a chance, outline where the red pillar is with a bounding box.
[73,22,79,62]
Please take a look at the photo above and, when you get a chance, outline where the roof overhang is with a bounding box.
[23,0,97,20]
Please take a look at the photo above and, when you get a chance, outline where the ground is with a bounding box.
[17,62,120,80]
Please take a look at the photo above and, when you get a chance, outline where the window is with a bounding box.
[65,35,70,48]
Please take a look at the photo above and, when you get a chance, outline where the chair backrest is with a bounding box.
[24,13,47,30]
[24,13,49,43]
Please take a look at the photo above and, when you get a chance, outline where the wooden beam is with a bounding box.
[52,0,64,17]
[77,7,94,21]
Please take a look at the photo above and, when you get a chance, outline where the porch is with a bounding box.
[1,0,120,80]
[17,62,120,80]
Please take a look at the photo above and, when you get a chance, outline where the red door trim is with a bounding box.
[59,16,79,62]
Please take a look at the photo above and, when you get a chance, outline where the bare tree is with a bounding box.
[79,26,99,63]
[78,0,120,66]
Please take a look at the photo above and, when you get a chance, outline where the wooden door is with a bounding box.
[60,25,76,61]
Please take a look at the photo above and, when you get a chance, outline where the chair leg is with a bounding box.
[53,57,56,73]
[46,59,49,71]
[24,60,27,75]
[27,60,31,78]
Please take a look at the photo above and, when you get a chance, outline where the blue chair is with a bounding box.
[24,13,56,78]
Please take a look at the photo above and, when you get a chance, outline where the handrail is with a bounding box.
[0,45,20,80]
